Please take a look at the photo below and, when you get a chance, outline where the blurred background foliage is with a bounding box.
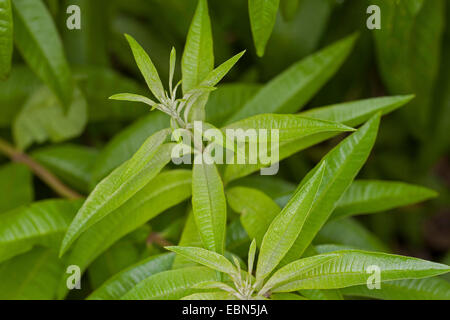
[0,0,449,297]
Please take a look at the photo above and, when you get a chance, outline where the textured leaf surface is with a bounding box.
[248,0,280,57]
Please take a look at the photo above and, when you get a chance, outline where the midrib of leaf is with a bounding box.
[201,163,219,251]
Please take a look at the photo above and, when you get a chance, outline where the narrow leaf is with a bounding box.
[0,0,13,79]
[109,93,158,108]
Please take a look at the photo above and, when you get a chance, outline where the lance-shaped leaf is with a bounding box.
[60,131,171,255]
[88,253,175,300]
[256,162,326,281]
[182,0,214,93]
[259,254,339,295]
[271,250,450,292]
[280,113,381,264]
[226,187,280,245]
[109,93,158,109]
[12,0,73,106]
[0,163,33,214]
[341,278,450,300]
[57,169,192,299]
[166,246,237,276]
[224,95,412,182]
[0,248,65,300]
[0,0,13,79]
[331,180,438,221]
[248,0,281,57]
[122,266,219,300]
[0,199,82,263]
[226,34,357,123]
[124,33,165,101]
[192,159,227,253]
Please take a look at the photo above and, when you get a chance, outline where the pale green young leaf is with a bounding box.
[12,0,73,106]
[226,34,357,123]
[166,246,237,276]
[192,159,227,253]
[272,250,450,292]
[169,47,176,91]
[122,266,219,300]
[256,162,326,281]
[124,33,165,101]
[60,132,171,256]
[109,93,158,108]
[0,0,13,79]
[88,253,175,300]
[248,0,281,57]
[0,163,33,214]
[248,239,257,275]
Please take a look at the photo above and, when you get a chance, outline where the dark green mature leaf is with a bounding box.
[280,114,381,264]
[226,34,357,123]
[372,0,445,136]
[57,170,192,299]
[248,0,281,57]
[271,250,450,292]
[0,163,33,214]
[91,112,169,183]
[0,0,13,79]
[0,199,82,263]
[12,0,74,106]
[331,180,438,221]
[256,162,325,281]
[280,0,300,21]
[0,248,65,300]
[192,159,227,253]
[60,133,172,256]
[341,278,450,300]
[122,266,219,300]
[13,87,87,151]
[88,253,175,300]
[32,144,98,193]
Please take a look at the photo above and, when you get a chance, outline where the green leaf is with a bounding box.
[31,144,98,193]
[299,289,343,300]
[91,112,169,183]
[226,34,357,123]
[88,253,175,300]
[271,293,308,300]
[13,86,87,151]
[280,113,381,264]
[248,0,281,57]
[248,239,257,275]
[166,246,237,276]
[124,33,165,101]
[0,248,65,300]
[341,278,450,300]
[280,0,300,21]
[192,159,227,253]
[60,132,172,256]
[331,180,438,221]
[182,0,214,93]
[256,162,325,281]
[0,163,33,214]
[271,250,450,292]
[0,0,13,79]
[226,187,280,245]
[109,93,158,108]
[12,0,74,106]
[57,170,192,299]
[0,199,82,263]
[122,266,219,300]
[182,291,235,300]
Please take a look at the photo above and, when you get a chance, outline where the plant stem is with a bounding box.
[0,138,83,200]
[146,232,173,247]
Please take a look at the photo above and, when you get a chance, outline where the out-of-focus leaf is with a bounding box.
[280,0,300,21]
[342,278,450,300]
[13,86,87,151]
[192,159,227,253]
[315,218,388,252]
[0,163,33,214]
[372,0,445,137]
[248,0,281,57]
[88,253,175,300]
[0,0,13,79]
[57,170,191,299]
[0,199,82,263]
[60,136,172,256]
[122,266,219,300]
[331,180,437,221]
[226,34,357,123]
[0,248,65,300]
[12,0,74,107]
[31,144,98,193]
